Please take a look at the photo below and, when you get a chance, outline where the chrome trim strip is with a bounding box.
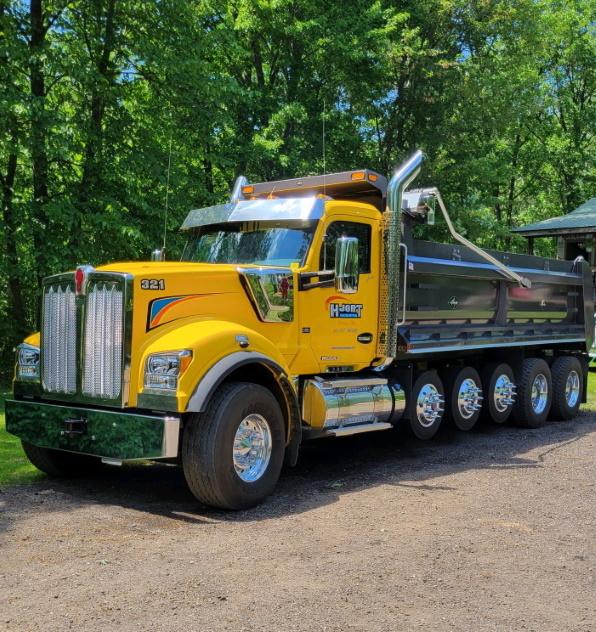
[398,242,408,326]
[400,337,587,355]
[407,255,582,283]
[324,422,393,437]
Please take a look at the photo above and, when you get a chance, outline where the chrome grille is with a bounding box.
[42,283,77,393]
[83,281,123,399]
[41,272,127,403]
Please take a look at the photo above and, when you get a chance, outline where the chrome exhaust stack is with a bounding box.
[380,150,424,362]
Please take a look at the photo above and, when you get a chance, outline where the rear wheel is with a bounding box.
[182,382,285,510]
[549,356,583,421]
[21,441,103,477]
[408,371,445,440]
[480,362,516,424]
[511,358,552,428]
[443,366,483,431]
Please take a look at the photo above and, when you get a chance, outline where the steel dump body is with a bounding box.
[398,239,594,356]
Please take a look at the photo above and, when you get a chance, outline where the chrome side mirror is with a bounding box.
[335,236,359,294]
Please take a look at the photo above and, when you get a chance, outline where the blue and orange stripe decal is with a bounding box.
[148,295,207,330]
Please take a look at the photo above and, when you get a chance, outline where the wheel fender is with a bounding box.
[187,351,288,413]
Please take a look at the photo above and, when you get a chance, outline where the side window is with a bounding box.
[320,221,371,273]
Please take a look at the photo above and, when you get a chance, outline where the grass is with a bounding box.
[583,370,596,412]
[0,372,595,489]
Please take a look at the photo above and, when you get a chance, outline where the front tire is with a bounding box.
[182,382,285,510]
[511,358,552,428]
[21,441,103,477]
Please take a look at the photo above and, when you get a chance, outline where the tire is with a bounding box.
[549,356,583,421]
[511,358,552,428]
[182,382,285,510]
[408,371,445,440]
[442,366,483,431]
[480,362,516,424]
[21,441,103,477]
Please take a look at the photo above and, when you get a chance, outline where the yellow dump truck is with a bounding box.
[5,151,594,509]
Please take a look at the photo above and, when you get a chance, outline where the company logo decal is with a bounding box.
[325,296,363,319]
[148,295,207,329]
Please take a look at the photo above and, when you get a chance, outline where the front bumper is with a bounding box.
[5,399,180,461]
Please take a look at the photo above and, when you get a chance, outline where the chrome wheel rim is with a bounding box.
[494,375,515,413]
[531,374,548,414]
[233,414,272,482]
[457,378,482,419]
[565,370,580,407]
[416,384,444,428]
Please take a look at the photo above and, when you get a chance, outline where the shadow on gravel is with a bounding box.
[1,411,595,531]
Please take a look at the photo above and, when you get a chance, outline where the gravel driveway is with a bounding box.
[1,413,595,632]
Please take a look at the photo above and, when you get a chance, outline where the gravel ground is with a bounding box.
[0,412,595,632]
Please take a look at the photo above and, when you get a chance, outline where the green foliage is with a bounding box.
[1,0,596,376]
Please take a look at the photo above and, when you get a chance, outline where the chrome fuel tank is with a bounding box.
[302,377,405,432]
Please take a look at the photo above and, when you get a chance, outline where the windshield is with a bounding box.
[181,220,316,267]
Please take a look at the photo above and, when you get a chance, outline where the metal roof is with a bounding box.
[511,198,596,237]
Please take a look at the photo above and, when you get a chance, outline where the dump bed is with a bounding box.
[398,239,594,356]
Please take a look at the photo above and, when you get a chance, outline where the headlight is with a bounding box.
[144,350,192,391]
[17,344,40,379]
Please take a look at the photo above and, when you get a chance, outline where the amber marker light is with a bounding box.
[242,185,255,195]
[368,174,378,182]
[351,171,366,180]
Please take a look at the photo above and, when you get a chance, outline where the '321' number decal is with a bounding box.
[141,279,165,290]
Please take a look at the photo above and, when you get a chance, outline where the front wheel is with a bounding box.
[182,382,285,510]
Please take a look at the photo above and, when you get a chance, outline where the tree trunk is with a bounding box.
[29,0,49,284]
